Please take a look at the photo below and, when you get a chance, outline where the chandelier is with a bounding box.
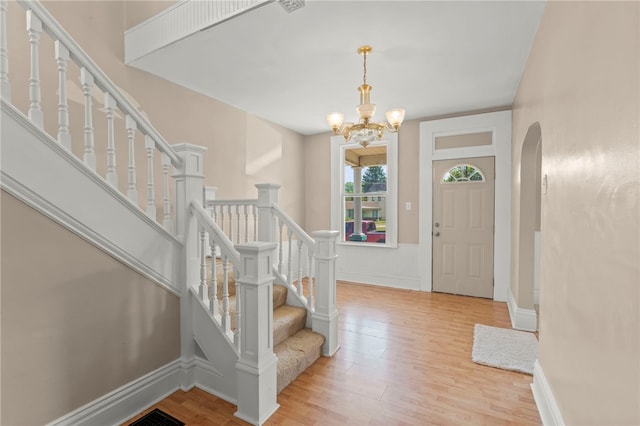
[326,45,405,148]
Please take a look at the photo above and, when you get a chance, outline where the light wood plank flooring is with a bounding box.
[124,282,541,425]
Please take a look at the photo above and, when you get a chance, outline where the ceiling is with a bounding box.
[128,1,545,136]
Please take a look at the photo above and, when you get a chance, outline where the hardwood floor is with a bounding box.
[124,282,541,425]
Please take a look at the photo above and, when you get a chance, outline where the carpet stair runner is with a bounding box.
[211,258,325,393]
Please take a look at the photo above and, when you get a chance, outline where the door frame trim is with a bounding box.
[418,111,512,301]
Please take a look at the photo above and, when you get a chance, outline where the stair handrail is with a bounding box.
[190,200,241,351]
[270,202,317,312]
[14,0,182,168]
[271,203,314,248]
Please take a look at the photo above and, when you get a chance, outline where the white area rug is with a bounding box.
[472,324,538,375]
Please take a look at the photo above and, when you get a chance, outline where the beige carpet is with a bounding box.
[472,324,538,375]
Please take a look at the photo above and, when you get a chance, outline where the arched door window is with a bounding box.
[442,164,485,183]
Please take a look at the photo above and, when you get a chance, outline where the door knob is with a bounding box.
[433,231,440,237]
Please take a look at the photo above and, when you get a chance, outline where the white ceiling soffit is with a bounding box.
[125,0,546,136]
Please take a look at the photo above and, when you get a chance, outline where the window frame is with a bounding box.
[442,163,486,183]
[331,134,398,248]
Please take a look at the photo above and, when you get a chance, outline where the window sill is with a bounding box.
[337,241,398,249]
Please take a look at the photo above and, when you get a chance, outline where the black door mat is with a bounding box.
[129,408,185,426]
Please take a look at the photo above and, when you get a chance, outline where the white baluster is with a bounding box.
[209,239,219,315]
[144,135,155,219]
[161,153,171,230]
[199,227,207,299]
[0,0,10,100]
[227,205,233,243]
[234,269,241,351]
[278,219,284,274]
[220,206,225,235]
[244,205,249,242]
[54,41,71,150]
[297,240,303,296]
[26,10,43,127]
[125,115,138,203]
[80,67,96,170]
[287,228,293,287]
[236,204,241,244]
[104,92,118,186]
[221,256,231,334]
[308,251,314,310]
[252,205,257,241]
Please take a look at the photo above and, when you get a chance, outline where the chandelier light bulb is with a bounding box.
[386,108,406,129]
[326,112,344,131]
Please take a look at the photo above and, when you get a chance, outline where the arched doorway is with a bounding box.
[518,123,542,329]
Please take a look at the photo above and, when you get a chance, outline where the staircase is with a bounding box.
[213,261,325,393]
[1,1,339,425]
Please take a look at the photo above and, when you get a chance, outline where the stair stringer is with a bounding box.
[190,289,239,402]
[0,101,182,295]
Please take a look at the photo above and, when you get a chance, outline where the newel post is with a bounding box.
[256,183,280,243]
[172,143,207,360]
[235,242,279,425]
[311,230,340,356]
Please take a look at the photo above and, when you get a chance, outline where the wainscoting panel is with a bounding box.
[336,243,421,290]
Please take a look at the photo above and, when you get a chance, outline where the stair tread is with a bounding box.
[273,304,307,347]
[275,328,324,394]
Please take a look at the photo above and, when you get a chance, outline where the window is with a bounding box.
[331,134,397,247]
[343,147,387,243]
[442,164,485,183]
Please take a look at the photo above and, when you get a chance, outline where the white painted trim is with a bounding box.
[1,101,182,295]
[47,359,190,426]
[125,0,271,64]
[531,360,566,426]
[507,286,538,332]
[330,134,398,248]
[45,357,240,426]
[337,271,420,291]
[534,231,541,305]
[419,111,512,300]
[14,1,181,167]
[193,357,238,405]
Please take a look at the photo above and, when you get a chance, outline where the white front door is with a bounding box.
[432,156,495,298]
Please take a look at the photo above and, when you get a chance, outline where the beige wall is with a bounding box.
[512,2,639,424]
[5,1,306,224]
[0,191,181,425]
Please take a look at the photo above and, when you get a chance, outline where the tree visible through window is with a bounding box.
[442,164,485,183]
[362,166,387,192]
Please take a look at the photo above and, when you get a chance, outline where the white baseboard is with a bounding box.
[507,286,538,331]
[46,359,190,426]
[45,357,239,426]
[336,271,421,290]
[531,360,566,426]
